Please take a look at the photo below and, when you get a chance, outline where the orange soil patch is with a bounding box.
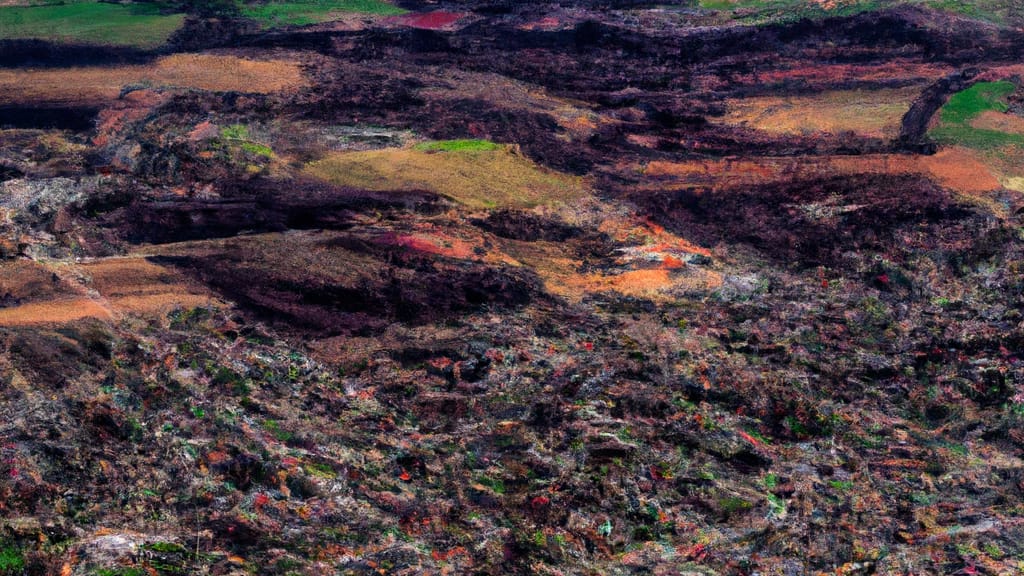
[600,219,713,259]
[566,269,674,296]
[641,150,1003,195]
[716,87,921,138]
[0,261,113,325]
[0,298,111,326]
[79,257,221,315]
[917,148,1005,194]
[975,145,1024,193]
[500,231,721,302]
[0,257,221,326]
[0,53,308,105]
[563,268,722,299]
[969,110,1024,134]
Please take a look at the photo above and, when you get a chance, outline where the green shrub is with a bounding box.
[0,543,24,574]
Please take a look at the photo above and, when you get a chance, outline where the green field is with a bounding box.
[413,139,502,152]
[697,0,1023,25]
[238,0,406,28]
[0,1,185,48]
[929,81,1024,149]
[938,81,1015,124]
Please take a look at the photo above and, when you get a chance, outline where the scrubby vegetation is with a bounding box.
[2,0,1024,574]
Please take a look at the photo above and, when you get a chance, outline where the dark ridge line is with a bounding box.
[0,39,156,69]
[0,105,99,132]
[896,68,982,153]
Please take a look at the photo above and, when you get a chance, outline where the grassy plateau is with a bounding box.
[0,1,185,48]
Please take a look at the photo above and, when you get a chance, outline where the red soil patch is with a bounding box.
[92,91,170,147]
[376,227,520,267]
[661,255,686,269]
[387,233,476,260]
[188,121,220,142]
[387,11,466,30]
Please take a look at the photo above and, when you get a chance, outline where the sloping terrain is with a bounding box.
[1,1,1024,575]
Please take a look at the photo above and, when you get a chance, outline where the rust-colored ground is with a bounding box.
[0,257,221,326]
[0,298,112,325]
[701,59,951,89]
[919,148,1006,193]
[78,257,221,316]
[969,110,1024,134]
[715,86,922,138]
[499,217,721,301]
[0,53,309,105]
[386,11,467,29]
[0,260,71,302]
[641,149,1004,195]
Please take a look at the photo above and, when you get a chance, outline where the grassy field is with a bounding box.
[697,0,1023,25]
[717,86,920,138]
[238,0,406,28]
[940,81,1015,124]
[920,80,1024,198]
[413,139,501,152]
[929,81,1024,149]
[305,145,586,209]
[0,1,185,48]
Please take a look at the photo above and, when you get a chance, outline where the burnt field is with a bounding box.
[2,1,1024,574]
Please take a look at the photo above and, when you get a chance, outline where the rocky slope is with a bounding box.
[1,1,1024,574]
